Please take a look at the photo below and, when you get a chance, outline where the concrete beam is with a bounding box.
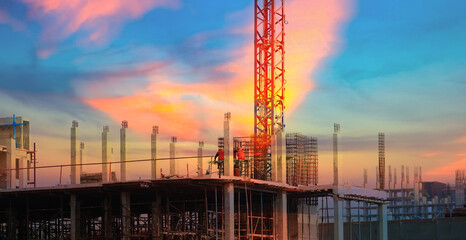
[224,183,234,240]
[120,120,128,182]
[102,126,110,183]
[378,204,388,240]
[223,113,233,177]
[70,121,80,184]
[151,126,158,179]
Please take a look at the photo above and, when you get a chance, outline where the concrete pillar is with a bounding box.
[6,139,14,189]
[70,121,80,184]
[170,137,177,176]
[224,183,234,239]
[70,194,80,240]
[272,131,286,184]
[223,113,233,177]
[363,168,368,188]
[120,120,128,182]
[288,198,299,239]
[79,142,84,174]
[275,191,288,239]
[122,192,131,240]
[151,194,162,240]
[456,170,465,208]
[333,196,344,240]
[104,195,112,238]
[401,165,405,189]
[102,126,110,183]
[197,141,204,177]
[378,204,388,240]
[333,123,340,186]
[151,126,158,179]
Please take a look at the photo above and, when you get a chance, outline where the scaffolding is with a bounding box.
[286,133,318,186]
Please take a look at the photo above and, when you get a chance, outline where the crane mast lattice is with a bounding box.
[254,0,285,179]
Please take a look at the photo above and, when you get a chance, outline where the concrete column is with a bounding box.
[197,141,204,177]
[272,131,286,184]
[224,183,234,239]
[363,168,368,188]
[333,124,340,186]
[102,126,110,183]
[223,113,233,177]
[288,197,299,239]
[275,191,288,239]
[122,192,131,240]
[104,195,112,238]
[79,142,84,174]
[170,137,177,175]
[378,204,388,240]
[151,126,158,179]
[70,121,80,184]
[70,194,80,240]
[7,200,16,240]
[6,139,14,189]
[120,120,128,182]
[151,194,162,240]
[333,196,344,240]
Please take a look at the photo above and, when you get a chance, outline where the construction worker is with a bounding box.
[234,146,245,176]
[214,148,224,175]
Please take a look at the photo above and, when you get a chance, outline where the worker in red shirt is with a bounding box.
[234,146,245,176]
[214,148,224,175]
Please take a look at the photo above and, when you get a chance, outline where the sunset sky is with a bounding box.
[0,0,465,186]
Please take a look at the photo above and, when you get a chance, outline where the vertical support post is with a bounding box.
[224,183,234,239]
[151,126,158,179]
[333,124,340,186]
[104,195,112,239]
[70,194,79,240]
[275,191,288,239]
[121,192,131,240]
[363,168,368,188]
[152,194,162,240]
[170,137,177,176]
[378,132,385,190]
[7,200,16,240]
[333,196,344,240]
[102,126,110,183]
[198,141,204,177]
[378,204,388,240]
[224,113,233,177]
[272,131,286,183]
[120,120,128,182]
[79,142,84,174]
[70,121,80,184]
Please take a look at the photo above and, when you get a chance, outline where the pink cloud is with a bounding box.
[22,0,181,57]
[81,0,355,141]
[0,8,26,31]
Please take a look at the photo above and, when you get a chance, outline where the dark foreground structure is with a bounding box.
[0,177,391,240]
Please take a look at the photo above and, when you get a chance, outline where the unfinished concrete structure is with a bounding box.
[0,115,34,189]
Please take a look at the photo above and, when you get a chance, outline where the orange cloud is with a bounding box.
[22,0,181,57]
[458,136,466,142]
[82,0,354,141]
[420,152,441,158]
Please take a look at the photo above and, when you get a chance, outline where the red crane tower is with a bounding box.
[254,0,285,179]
